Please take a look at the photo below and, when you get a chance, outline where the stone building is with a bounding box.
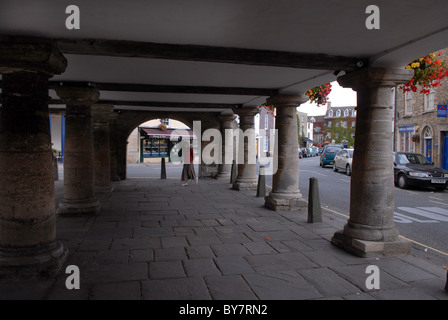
[394,49,448,169]
[2,2,448,280]
[312,104,357,147]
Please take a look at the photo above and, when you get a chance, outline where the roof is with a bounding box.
[2,1,448,115]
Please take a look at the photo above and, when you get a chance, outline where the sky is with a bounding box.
[297,81,357,116]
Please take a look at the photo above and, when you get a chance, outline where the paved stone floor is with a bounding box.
[1,166,447,300]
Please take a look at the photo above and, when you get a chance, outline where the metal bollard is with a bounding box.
[161,157,166,179]
[307,177,322,223]
[230,160,237,184]
[256,165,266,197]
[53,156,59,181]
[445,266,448,292]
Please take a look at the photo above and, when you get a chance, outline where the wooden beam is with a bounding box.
[56,38,367,71]
[50,81,278,96]
[50,98,239,109]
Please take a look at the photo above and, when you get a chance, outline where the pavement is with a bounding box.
[1,163,447,301]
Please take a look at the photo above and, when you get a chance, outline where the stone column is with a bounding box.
[0,40,68,279]
[264,95,308,211]
[108,112,121,181]
[232,107,259,191]
[56,84,101,215]
[217,112,236,180]
[92,104,115,193]
[331,67,413,257]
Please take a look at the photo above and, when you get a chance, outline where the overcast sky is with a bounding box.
[297,81,357,116]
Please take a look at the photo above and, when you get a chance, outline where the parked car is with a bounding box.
[393,152,448,190]
[333,148,354,176]
[320,145,343,168]
[310,147,319,157]
[300,147,309,158]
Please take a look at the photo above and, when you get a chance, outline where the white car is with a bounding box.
[333,149,354,176]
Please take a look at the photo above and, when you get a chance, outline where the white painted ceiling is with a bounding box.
[1,0,448,112]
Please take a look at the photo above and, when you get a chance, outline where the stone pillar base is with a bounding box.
[216,173,231,181]
[232,178,258,191]
[0,241,68,280]
[264,191,307,211]
[95,185,115,194]
[331,231,411,258]
[57,197,100,215]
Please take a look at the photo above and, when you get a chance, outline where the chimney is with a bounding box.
[326,101,332,112]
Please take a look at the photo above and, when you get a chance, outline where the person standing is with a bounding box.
[181,140,197,186]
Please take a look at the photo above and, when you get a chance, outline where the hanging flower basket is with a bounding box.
[258,103,276,117]
[158,123,167,131]
[306,83,332,106]
[258,83,332,116]
[411,134,420,142]
[400,52,448,94]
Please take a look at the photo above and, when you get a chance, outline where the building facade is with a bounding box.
[312,103,357,148]
[257,107,276,156]
[394,48,448,169]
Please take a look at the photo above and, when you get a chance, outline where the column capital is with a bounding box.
[234,106,259,117]
[219,112,236,124]
[0,40,67,76]
[338,67,414,91]
[266,94,308,108]
[55,85,100,107]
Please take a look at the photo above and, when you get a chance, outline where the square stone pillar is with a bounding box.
[92,104,115,193]
[264,95,308,211]
[232,107,259,191]
[0,40,68,279]
[217,112,236,180]
[56,84,101,215]
[108,112,121,181]
[331,67,414,257]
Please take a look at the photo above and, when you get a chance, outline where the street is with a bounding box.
[292,156,448,267]
[128,157,448,267]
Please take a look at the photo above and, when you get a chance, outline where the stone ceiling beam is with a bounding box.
[56,38,367,72]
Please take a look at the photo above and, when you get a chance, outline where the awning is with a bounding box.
[140,127,196,139]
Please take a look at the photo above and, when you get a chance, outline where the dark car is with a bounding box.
[320,145,343,168]
[393,152,448,190]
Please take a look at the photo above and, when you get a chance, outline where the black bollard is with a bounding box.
[53,155,59,181]
[161,157,166,179]
[307,177,322,223]
[256,166,266,197]
[445,267,448,292]
[230,160,237,184]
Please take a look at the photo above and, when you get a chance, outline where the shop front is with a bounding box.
[139,127,194,162]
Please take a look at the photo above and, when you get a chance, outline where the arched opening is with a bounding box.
[126,117,198,179]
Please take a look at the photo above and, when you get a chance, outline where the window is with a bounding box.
[161,118,170,126]
[336,109,341,117]
[263,136,269,152]
[327,121,332,127]
[342,121,347,128]
[424,90,435,111]
[328,110,333,117]
[264,114,269,129]
[351,109,357,117]
[343,109,349,117]
[405,92,413,115]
